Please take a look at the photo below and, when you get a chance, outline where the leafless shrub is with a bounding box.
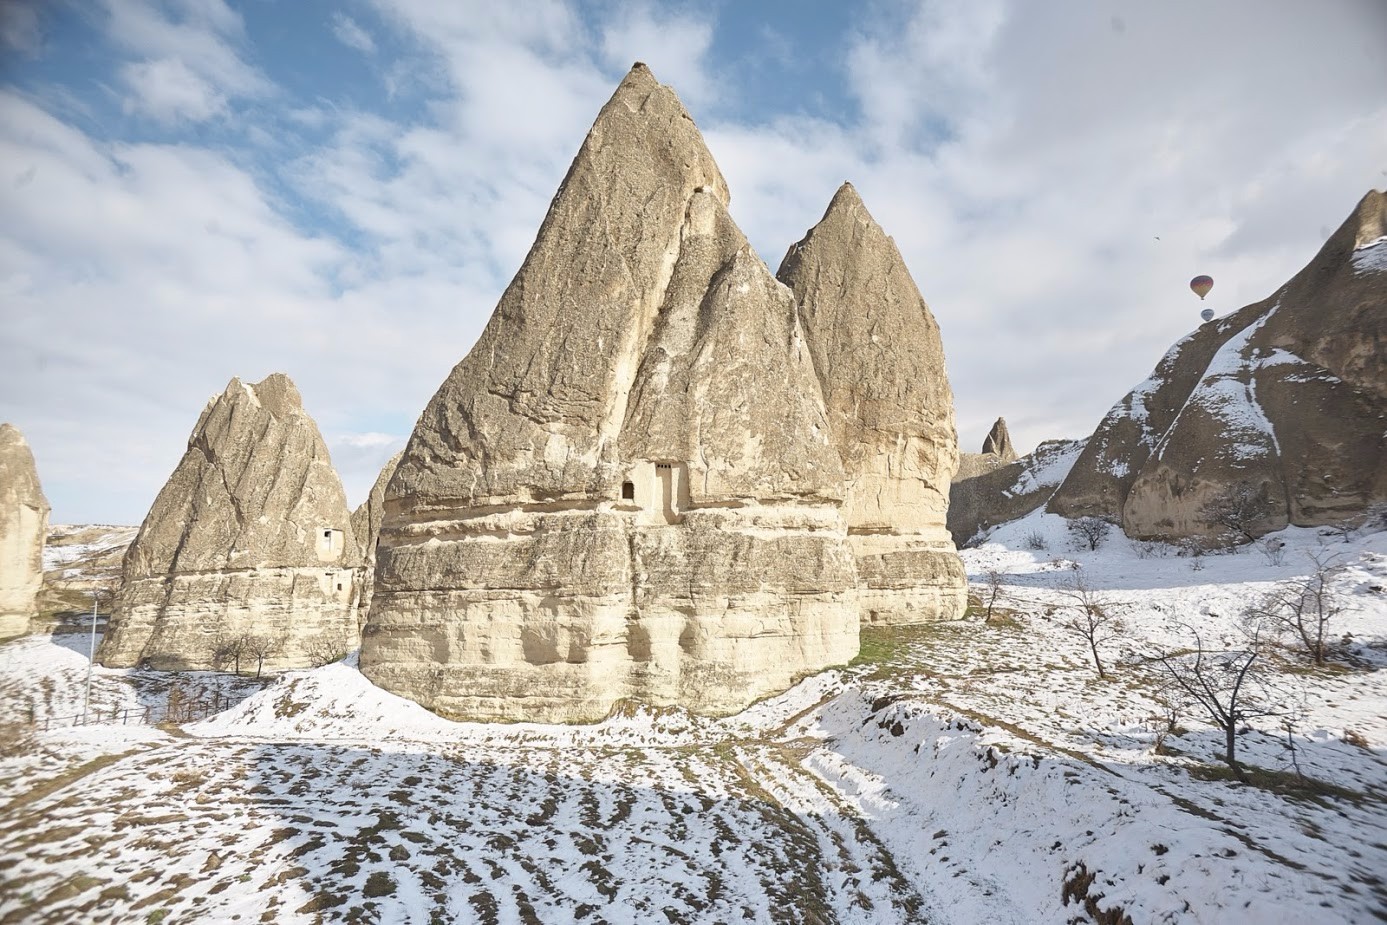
[305,629,354,668]
[211,633,249,675]
[1148,623,1286,781]
[1257,537,1287,566]
[980,569,1007,623]
[1023,531,1049,551]
[1242,551,1345,665]
[244,634,284,680]
[1198,481,1279,545]
[1068,516,1114,551]
[1057,576,1125,679]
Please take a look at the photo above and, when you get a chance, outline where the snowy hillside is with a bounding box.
[2,519,1385,923]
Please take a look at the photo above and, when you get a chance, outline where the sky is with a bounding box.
[1,0,1385,525]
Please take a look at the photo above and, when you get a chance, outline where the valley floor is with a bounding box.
[1,515,1385,924]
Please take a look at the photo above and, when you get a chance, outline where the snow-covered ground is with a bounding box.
[1,517,1384,923]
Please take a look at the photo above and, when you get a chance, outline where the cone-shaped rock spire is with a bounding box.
[777,182,966,623]
[100,374,363,670]
[0,424,49,639]
[981,418,1017,462]
[363,66,858,723]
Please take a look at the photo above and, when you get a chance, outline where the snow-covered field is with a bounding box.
[2,516,1385,924]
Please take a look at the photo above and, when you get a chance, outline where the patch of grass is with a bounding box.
[363,871,396,898]
[1186,763,1374,808]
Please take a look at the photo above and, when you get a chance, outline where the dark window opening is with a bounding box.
[323,529,332,539]
[656,463,672,471]
[621,481,635,500]
[336,583,343,591]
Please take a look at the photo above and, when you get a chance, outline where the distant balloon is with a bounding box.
[1190,275,1214,300]
[1201,308,1215,323]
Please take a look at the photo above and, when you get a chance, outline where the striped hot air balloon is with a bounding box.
[1190,275,1214,300]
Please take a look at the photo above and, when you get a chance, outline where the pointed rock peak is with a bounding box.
[827,180,866,213]
[0,423,27,448]
[1352,188,1385,248]
[982,417,1017,460]
[245,373,303,419]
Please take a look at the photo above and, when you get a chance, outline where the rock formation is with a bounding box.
[981,418,1016,462]
[0,424,50,639]
[362,65,860,723]
[949,438,1087,546]
[99,374,364,671]
[777,183,967,623]
[349,451,402,626]
[955,417,1019,481]
[1049,190,1387,541]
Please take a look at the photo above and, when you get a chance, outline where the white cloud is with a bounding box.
[330,13,376,55]
[101,0,271,124]
[599,3,716,107]
[118,57,227,123]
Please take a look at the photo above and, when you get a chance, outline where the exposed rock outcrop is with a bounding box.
[1049,190,1387,541]
[956,417,1019,481]
[0,424,49,639]
[99,374,363,670]
[949,438,1087,546]
[362,65,859,723]
[777,182,966,624]
[350,451,402,626]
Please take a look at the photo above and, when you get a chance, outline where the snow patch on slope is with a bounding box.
[1352,236,1387,273]
[1156,305,1282,462]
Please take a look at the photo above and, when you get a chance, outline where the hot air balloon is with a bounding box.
[1190,275,1214,300]
[1200,308,1215,323]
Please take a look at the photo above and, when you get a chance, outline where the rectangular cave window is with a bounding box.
[621,481,635,500]
[323,529,332,539]
[336,583,343,591]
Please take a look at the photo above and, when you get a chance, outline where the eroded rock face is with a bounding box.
[350,450,402,626]
[361,65,859,723]
[99,374,363,670]
[1050,190,1387,541]
[949,438,1087,546]
[0,425,49,639]
[956,417,1019,481]
[777,182,966,624]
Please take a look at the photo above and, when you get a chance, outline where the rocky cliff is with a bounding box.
[361,65,859,723]
[99,374,364,670]
[955,417,1018,481]
[349,451,402,626]
[0,424,49,639]
[950,438,1087,546]
[777,183,967,623]
[1049,190,1387,541]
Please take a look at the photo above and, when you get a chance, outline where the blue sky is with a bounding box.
[2,0,1385,524]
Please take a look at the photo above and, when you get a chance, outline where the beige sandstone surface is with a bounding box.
[99,374,364,671]
[777,183,967,624]
[362,65,862,723]
[1049,190,1387,541]
[0,424,49,639]
[350,450,402,626]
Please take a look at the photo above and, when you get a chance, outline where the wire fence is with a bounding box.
[31,691,240,731]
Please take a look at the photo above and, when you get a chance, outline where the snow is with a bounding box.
[1004,439,1085,499]
[1352,236,1387,274]
[1155,306,1282,463]
[3,516,1386,923]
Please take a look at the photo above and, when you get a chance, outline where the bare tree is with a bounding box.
[211,633,249,675]
[244,634,283,679]
[1198,481,1278,545]
[1243,551,1344,666]
[1149,624,1282,781]
[1057,576,1124,679]
[1067,516,1113,552]
[305,629,354,667]
[978,569,1008,623]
